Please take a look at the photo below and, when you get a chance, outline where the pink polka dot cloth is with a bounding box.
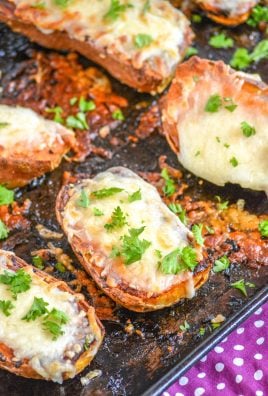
[163,302,268,396]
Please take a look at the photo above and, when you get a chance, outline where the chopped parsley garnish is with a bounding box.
[22,297,49,322]
[161,168,176,197]
[199,327,206,336]
[121,227,151,265]
[43,308,69,340]
[134,34,153,48]
[55,262,66,273]
[213,256,230,273]
[54,0,71,7]
[66,112,89,130]
[154,249,162,259]
[0,269,32,299]
[83,335,91,351]
[0,122,10,128]
[112,109,125,121]
[45,106,64,124]
[230,40,268,70]
[195,150,201,157]
[247,5,268,27]
[91,187,124,199]
[104,0,133,21]
[216,136,221,143]
[223,97,237,112]
[209,33,234,49]
[79,97,96,112]
[77,189,90,208]
[231,279,255,297]
[185,46,198,58]
[250,40,268,62]
[159,246,198,275]
[258,220,268,237]
[104,206,127,232]
[128,189,142,203]
[168,203,188,225]
[93,208,104,216]
[230,157,239,167]
[192,223,204,246]
[0,220,8,240]
[241,121,256,137]
[0,300,14,316]
[192,14,202,23]
[70,97,78,105]
[0,185,14,206]
[32,255,44,270]
[205,94,222,112]
[179,320,190,332]
[205,225,214,235]
[224,143,230,148]
[215,196,229,211]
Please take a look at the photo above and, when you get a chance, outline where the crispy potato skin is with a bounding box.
[161,56,268,156]
[196,0,258,26]
[0,0,193,94]
[56,182,210,313]
[0,250,104,381]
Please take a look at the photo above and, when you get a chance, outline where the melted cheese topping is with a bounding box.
[0,104,74,157]
[62,167,196,296]
[0,255,92,383]
[197,0,258,16]
[11,0,190,76]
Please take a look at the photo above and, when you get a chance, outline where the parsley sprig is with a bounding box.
[43,308,69,340]
[161,168,176,197]
[22,297,49,322]
[91,187,124,199]
[231,279,255,296]
[159,246,198,275]
[104,206,127,232]
[0,185,14,206]
[0,300,15,316]
[0,269,32,299]
[209,33,234,49]
[192,224,204,246]
[117,227,151,265]
[213,256,230,273]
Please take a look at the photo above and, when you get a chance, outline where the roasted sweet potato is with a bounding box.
[56,167,210,312]
[0,0,193,94]
[0,104,75,188]
[0,249,104,383]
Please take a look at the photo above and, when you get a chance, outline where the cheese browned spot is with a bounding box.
[60,167,201,297]
[161,57,268,193]
[0,252,98,384]
[8,0,192,90]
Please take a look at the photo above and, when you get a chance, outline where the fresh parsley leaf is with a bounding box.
[128,189,142,203]
[70,97,78,105]
[66,112,89,130]
[230,48,251,70]
[223,97,237,112]
[109,246,121,258]
[22,297,49,321]
[230,157,239,167]
[247,5,268,27]
[91,187,124,199]
[185,46,198,58]
[134,34,153,48]
[104,0,133,21]
[0,220,8,240]
[104,206,127,232]
[55,262,66,273]
[231,279,255,297]
[0,300,14,316]
[209,33,234,49]
[199,327,206,336]
[32,255,44,270]
[79,97,96,112]
[0,122,9,128]
[250,39,268,62]
[213,256,230,273]
[112,109,125,121]
[77,189,90,208]
[241,121,256,137]
[121,227,151,265]
[160,246,198,274]
[205,94,222,112]
[192,224,204,246]
[93,207,104,216]
[168,203,183,214]
[179,320,190,332]
[258,220,268,237]
[0,269,32,299]
[53,0,71,7]
[45,106,64,124]
[0,185,14,206]
[161,168,176,197]
[43,308,69,340]
[215,196,229,211]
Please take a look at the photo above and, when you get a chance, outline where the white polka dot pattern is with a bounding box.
[164,303,267,396]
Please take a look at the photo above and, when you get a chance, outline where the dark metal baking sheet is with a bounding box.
[0,12,268,396]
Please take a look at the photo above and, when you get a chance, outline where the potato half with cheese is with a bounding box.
[56,167,210,312]
[196,0,258,25]
[0,249,104,383]
[0,104,75,187]
[0,0,193,94]
[161,57,268,193]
